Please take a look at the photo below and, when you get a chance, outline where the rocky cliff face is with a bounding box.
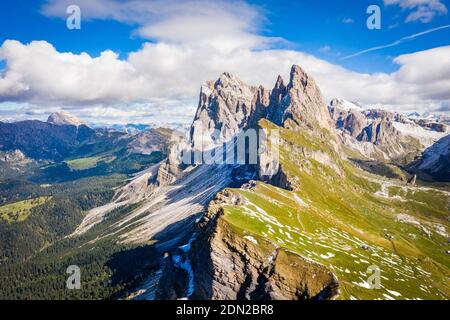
[190,191,339,300]
[190,73,258,150]
[357,119,401,145]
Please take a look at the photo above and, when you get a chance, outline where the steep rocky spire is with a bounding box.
[282,65,334,131]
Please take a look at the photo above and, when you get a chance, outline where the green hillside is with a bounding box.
[217,119,450,300]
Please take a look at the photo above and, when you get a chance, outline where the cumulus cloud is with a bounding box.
[0,0,449,125]
[384,0,448,23]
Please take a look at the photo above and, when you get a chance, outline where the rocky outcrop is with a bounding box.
[357,120,400,145]
[415,120,447,133]
[0,149,30,164]
[248,86,271,129]
[328,99,431,162]
[266,76,288,125]
[189,191,339,300]
[0,149,34,178]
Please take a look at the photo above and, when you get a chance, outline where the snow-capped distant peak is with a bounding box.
[422,112,439,121]
[329,98,364,112]
[407,112,421,120]
[47,111,84,127]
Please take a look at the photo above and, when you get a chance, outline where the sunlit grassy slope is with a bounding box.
[0,197,52,223]
[65,156,116,171]
[220,119,450,300]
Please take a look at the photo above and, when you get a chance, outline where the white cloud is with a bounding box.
[0,0,449,125]
[384,0,448,23]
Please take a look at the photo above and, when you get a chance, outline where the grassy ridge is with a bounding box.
[219,119,450,300]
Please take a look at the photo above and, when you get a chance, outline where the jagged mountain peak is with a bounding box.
[215,71,251,90]
[274,74,285,89]
[190,64,336,148]
[288,64,309,89]
[47,111,84,127]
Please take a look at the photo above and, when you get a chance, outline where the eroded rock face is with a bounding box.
[357,120,401,145]
[266,75,288,126]
[189,193,339,300]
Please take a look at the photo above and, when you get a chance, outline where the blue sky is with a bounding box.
[0,0,449,124]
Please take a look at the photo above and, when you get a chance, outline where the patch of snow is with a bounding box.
[382,293,395,300]
[244,235,258,245]
[352,281,372,289]
[386,289,401,297]
[331,98,364,112]
[393,121,447,147]
[320,252,335,259]
[433,224,447,238]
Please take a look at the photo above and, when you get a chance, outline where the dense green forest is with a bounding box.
[0,175,124,262]
[0,237,160,300]
[0,175,163,299]
[0,153,165,299]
